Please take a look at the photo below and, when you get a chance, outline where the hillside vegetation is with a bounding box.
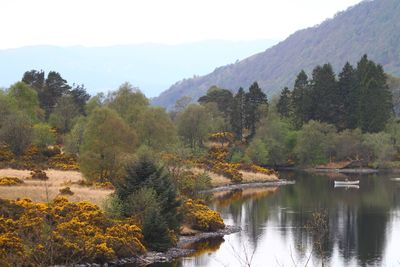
[152,0,400,109]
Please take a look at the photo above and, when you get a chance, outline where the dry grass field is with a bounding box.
[192,167,279,187]
[0,169,112,206]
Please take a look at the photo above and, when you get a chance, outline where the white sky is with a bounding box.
[1,0,363,49]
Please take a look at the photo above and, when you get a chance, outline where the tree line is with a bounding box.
[277,55,393,133]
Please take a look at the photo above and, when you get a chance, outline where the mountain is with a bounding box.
[0,40,277,97]
[152,0,400,109]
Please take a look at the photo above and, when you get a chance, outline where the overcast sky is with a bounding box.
[1,0,363,49]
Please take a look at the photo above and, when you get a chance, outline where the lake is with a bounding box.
[154,171,400,267]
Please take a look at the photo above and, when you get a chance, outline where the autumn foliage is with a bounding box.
[0,197,145,266]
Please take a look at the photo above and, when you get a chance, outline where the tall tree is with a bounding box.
[357,55,392,133]
[291,70,311,129]
[338,62,358,130]
[244,82,268,139]
[177,104,211,149]
[231,87,246,140]
[22,70,45,90]
[69,84,90,115]
[198,86,234,119]
[277,87,292,118]
[42,71,71,118]
[79,107,137,182]
[309,64,340,125]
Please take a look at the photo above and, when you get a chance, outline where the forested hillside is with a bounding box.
[152,0,400,109]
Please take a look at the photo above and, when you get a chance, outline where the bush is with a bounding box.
[0,177,24,186]
[246,138,269,165]
[180,199,225,232]
[32,123,56,149]
[59,187,74,195]
[0,113,33,156]
[28,169,48,180]
[0,197,146,266]
[294,120,336,165]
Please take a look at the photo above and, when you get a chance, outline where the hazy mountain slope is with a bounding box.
[0,40,276,97]
[153,0,400,108]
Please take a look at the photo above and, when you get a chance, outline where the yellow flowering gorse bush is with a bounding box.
[0,197,145,266]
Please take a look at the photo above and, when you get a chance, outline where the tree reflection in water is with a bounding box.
[153,171,400,266]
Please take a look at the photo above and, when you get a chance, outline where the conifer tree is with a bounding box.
[277,87,292,118]
[244,82,268,139]
[309,64,340,125]
[356,55,392,133]
[291,70,311,129]
[338,62,358,130]
[231,87,246,140]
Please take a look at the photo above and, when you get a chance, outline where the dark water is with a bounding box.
[158,171,400,267]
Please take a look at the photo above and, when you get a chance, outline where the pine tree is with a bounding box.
[231,87,246,140]
[277,87,292,118]
[338,62,358,129]
[244,82,268,139]
[309,64,340,125]
[356,55,392,132]
[142,208,175,251]
[291,70,311,129]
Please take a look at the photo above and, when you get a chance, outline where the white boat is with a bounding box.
[334,180,360,185]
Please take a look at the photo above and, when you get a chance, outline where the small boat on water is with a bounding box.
[334,180,360,186]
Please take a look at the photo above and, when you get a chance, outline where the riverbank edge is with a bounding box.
[71,225,241,267]
[202,179,296,193]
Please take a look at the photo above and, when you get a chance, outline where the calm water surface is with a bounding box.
[153,171,400,267]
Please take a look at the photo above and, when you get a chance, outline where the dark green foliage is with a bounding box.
[338,62,358,130]
[198,86,234,119]
[113,156,181,251]
[291,70,311,129]
[244,82,268,139]
[231,87,246,140]
[21,69,90,119]
[309,64,340,125]
[69,84,90,115]
[22,70,45,91]
[357,55,393,133]
[285,56,392,133]
[277,87,292,118]
[142,208,174,252]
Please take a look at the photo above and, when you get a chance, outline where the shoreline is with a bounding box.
[89,225,241,267]
[203,179,295,193]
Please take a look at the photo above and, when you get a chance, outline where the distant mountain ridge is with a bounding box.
[152,0,400,109]
[0,40,277,97]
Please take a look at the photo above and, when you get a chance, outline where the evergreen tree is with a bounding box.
[142,208,175,251]
[338,62,358,129]
[42,71,71,118]
[277,87,292,118]
[22,70,45,91]
[291,70,311,129]
[356,55,392,133]
[309,64,340,125]
[244,82,268,139]
[231,87,246,140]
[115,155,181,232]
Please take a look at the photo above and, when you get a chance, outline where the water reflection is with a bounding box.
[168,171,400,266]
